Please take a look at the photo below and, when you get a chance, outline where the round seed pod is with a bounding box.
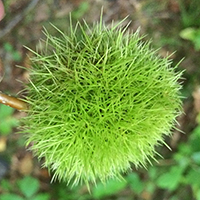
[21,19,182,186]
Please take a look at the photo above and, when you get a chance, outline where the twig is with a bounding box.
[0,0,40,38]
[0,92,27,110]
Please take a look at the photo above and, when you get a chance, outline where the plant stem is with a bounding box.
[0,92,27,111]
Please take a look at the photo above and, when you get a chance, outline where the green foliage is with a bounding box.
[179,0,200,51]
[71,2,89,19]
[126,173,144,194]
[21,17,182,186]
[0,176,50,200]
[0,179,12,191]
[179,0,200,28]
[51,182,91,200]
[52,172,145,199]
[153,112,200,199]
[0,104,18,135]
[3,42,22,62]
[0,194,24,200]
[180,27,200,50]
[17,176,40,198]
[92,179,127,199]
[156,166,184,191]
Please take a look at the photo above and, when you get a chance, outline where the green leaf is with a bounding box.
[180,28,196,40]
[92,179,127,199]
[3,43,22,61]
[12,51,22,62]
[126,173,144,194]
[156,166,184,191]
[192,125,200,137]
[191,152,200,164]
[0,194,24,200]
[194,36,200,50]
[148,166,159,179]
[177,143,192,156]
[197,189,200,200]
[0,179,12,191]
[0,122,12,135]
[146,182,156,194]
[190,138,200,152]
[173,152,190,169]
[31,193,50,200]
[72,2,89,19]
[186,168,200,187]
[0,104,14,118]
[3,43,13,52]
[0,104,18,135]
[18,176,40,198]
[0,117,18,135]
[179,28,200,50]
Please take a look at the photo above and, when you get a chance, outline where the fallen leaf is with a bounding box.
[193,87,200,113]
[18,153,33,175]
[0,136,7,152]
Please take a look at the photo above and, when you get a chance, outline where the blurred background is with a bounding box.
[0,0,200,199]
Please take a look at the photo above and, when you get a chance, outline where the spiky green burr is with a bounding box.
[21,19,182,186]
